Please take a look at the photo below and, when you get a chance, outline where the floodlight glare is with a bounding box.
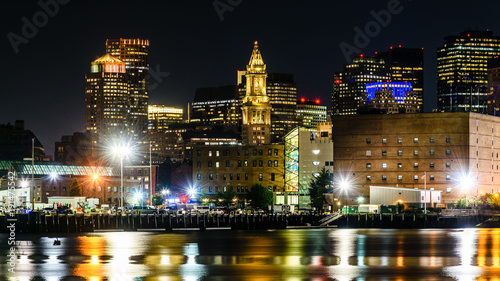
[49,172,58,180]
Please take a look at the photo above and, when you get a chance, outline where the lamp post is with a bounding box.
[113,144,130,210]
[339,180,350,214]
[459,171,474,208]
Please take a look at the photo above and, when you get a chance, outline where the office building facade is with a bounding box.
[192,144,285,195]
[332,56,389,115]
[106,38,150,138]
[85,54,129,140]
[296,99,327,129]
[376,46,424,111]
[148,105,183,132]
[190,85,240,126]
[437,30,500,113]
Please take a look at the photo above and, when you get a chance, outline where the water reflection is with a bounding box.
[2,229,500,280]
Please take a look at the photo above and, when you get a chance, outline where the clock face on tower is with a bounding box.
[254,78,263,88]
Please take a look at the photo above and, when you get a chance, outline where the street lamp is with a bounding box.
[339,179,350,214]
[113,144,130,210]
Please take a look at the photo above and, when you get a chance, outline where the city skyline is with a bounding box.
[4,0,500,156]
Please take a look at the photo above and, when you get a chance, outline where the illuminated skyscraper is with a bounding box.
[85,54,129,139]
[240,41,271,145]
[106,38,150,137]
[148,104,183,132]
[332,55,389,115]
[376,46,424,112]
[190,85,240,126]
[437,30,500,113]
[296,98,327,129]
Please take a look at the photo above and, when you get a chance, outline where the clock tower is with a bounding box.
[241,41,271,145]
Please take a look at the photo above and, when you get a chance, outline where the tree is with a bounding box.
[247,183,273,210]
[309,167,331,212]
[69,178,81,196]
[152,194,163,206]
[215,186,236,208]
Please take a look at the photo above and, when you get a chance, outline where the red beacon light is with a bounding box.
[300,98,305,103]
[398,45,402,48]
[315,99,320,104]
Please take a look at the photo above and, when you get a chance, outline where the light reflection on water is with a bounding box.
[2,229,500,280]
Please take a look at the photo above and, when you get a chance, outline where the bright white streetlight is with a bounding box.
[49,172,58,180]
[188,188,196,198]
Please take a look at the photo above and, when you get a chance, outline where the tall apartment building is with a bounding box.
[332,55,389,115]
[333,112,500,204]
[238,71,298,143]
[190,85,240,126]
[437,30,500,113]
[85,54,129,140]
[148,105,183,132]
[376,46,424,111]
[296,99,327,129]
[106,38,150,138]
[240,42,272,145]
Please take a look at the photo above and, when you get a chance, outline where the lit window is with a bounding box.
[414,138,418,143]
[430,163,434,168]
[446,175,451,180]
[414,150,419,156]
[430,150,435,155]
[430,175,435,180]
[366,175,371,181]
[366,163,371,168]
[446,187,451,193]
[398,138,402,143]
[382,163,387,168]
[312,150,320,155]
[382,138,387,144]
[414,175,418,180]
[446,162,451,168]
[398,150,403,156]
[398,175,402,180]
[430,137,434,143]
[446,150,451,155]
[382,151,387,156]
[398,163,402,168]
[313,161,320,166]
[446,137,451,143]
[366,151,371,156]
[414,163,418,168]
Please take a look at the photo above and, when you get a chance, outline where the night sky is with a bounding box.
[2,0,500,156]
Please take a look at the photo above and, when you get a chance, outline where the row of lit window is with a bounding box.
[367,137,451,144]
[199,159,279,168]
[366,150,451,156]
[367,162,450,169]
[366,174,450,181]
[197,172,276,182]
[200,148,279,157]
